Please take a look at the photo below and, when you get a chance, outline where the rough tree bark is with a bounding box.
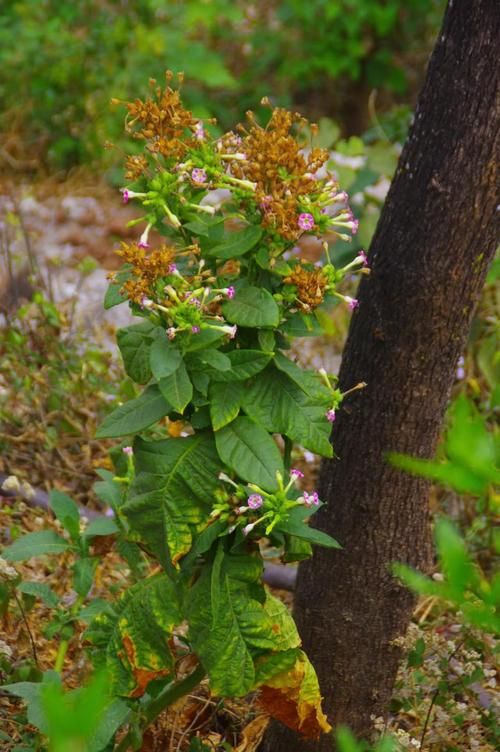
[262,1,499,749]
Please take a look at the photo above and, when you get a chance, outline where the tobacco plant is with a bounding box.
[3,73,368,749]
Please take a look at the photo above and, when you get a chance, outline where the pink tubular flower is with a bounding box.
[122,446,133,456]
[228,324,237,339]
[243,522,257,536]
[298,212,315,231]
[191,325,201,334]
[303,490,320,507]
[194,121,205,141]
[260,195,273,212]
[291,468,304,479]
[122,189,130,204]
[357,250,368,267]
[326,408,336,423]
[346,296,359,311]
[248,494,263,510]
[168,263,177,274]
[191,168,208,185]
[140,295,154,310]
[225,286,235,299]
[138,222,152,249]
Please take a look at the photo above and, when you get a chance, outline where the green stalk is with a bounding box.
[54,639,69,673]
[115,664,206,752]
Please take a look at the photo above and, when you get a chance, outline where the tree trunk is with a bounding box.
[262,1,499,749]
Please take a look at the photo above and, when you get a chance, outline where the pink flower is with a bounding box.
[260,195,273,212]
[357,250,368,267]
[140,296,154,310]
[326,409,336,423]
[191,325,200,334]
[194,122,205,141]
[248,494,263,510]
[298,212,315,231]
[191,168,208,185]
[168,263,177,274]
[225,286,235,299]
[346,296,359,311]
[291,469,304,479]
[138,223,152,249]
[122,189,130,204]
[243,522,256,536]
[122,446,133,456]
[228,324,237,339]
[303,491,320,507]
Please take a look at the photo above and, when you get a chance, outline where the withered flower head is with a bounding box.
[231,108,329,240]
[117,242,176,304]
[285,265,328,311]
[121,73,199,161]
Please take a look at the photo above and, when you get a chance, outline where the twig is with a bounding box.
[13,592,38,666]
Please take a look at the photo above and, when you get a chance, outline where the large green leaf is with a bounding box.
[3,531,71,561]
[123,434,221,565]
[88,574,181,697]
[158,361,193,413]
[215,416,283,491]
[206,225,263,259]
[187,547,280,697]
[149,337,182,380]
[209,349,272,382]
[274,352,331,401]
[95,385,170,438]
[117,322,158,384]
[223,287,280,328]
[209,381,243,430]
[242,366,333,457]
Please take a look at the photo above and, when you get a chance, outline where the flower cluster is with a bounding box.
[212,469,321,540]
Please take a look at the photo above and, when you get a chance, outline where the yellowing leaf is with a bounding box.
[257,651,331,739]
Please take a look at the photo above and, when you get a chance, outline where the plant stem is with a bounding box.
[283,436,293,473]
[54,639,69,673]
[114,664,206,752]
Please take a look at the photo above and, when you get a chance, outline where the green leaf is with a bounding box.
[199,349,231,371]
[3,531,71,561]
[88,697,130,751]
[188,547,274,696]
[117,323,158,384]
[215,416,283,491]
[123,434,221,565]
[87,574,181,696]
[206,225,263,259]
[158,361,193,413]
[17,581,59,608]
[72,557,98,598]
[209,349,273,382]
[277,515,341,549]
[274,352,332,400]
[280,312,323,337]
[209,381,244,430]
[83,517,119,538]
[95,385,170,438]
[149,337,182,380]
[242,365,333,457]
[435,518,476,597]
[49,490,80,541]
[223,287,280,328]
[104,282,127,310]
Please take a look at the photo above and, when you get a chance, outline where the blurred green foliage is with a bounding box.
[0,0,444,170]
